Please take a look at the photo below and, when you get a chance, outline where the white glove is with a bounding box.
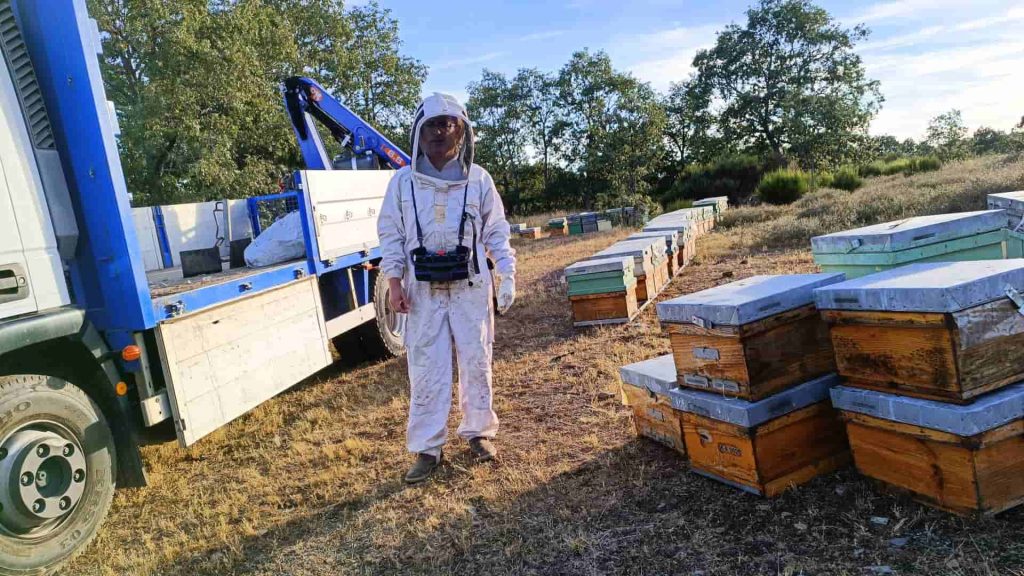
[496,273,516,315]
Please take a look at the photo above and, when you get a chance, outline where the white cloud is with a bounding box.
[432,52,505,71]
[612,23,721,91]
[516,30,567,42]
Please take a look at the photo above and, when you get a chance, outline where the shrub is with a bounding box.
[663,198,693,212]
[813,171,834,189]
[831,167,864,191]
[859,162,884,177]
[910,155,942,173]
[757,169,809,205]
[881,158,910,175]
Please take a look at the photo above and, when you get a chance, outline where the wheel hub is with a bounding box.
[0,428,86,534]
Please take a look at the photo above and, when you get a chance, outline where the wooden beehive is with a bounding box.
[620,355,687,455]
[657,273,845,400]
[832,384,1024,516]
[591,239,665,304]
[518,226,546,239]
[566,257,639,326]
[811,210,1016,279]
[623,355,848,495]
[815,260,1024,403]
[628,231,681,276]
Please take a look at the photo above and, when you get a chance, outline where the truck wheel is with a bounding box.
[0,374,116,576]
[363,272,406,359]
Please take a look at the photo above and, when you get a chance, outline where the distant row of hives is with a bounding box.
[563,197,727,327]
[511,207,644,240]
[619,190,1024,516]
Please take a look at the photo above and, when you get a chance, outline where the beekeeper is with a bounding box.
[377,93,517,484]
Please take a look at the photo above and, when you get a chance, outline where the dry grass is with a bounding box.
[68,159,1024,575]
[717,154,1024,255]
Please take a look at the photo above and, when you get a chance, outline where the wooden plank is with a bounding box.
[671,331,750,392]
[953,299,1024,392]
[753,402,848,482]
[820,309,949,327]
[682,413,760,486]
[975,429,1024,514]
[636,274,656,303]
[844,419,980,512]
[632,404,687,456]
[571,290,636,323]
[829,322,960,392]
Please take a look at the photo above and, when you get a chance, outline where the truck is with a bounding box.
[0,1,410,572]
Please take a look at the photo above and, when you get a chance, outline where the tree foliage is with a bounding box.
[926,109,969,162]
[688,0,882,169]
[90,0,426,205]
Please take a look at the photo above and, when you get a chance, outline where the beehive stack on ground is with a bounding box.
[627,230,681,276]
[546,217,568,236]
[693,196,729,219]
[643,216,696,266]
[565,257,639,326]
[518,226,546,239]
[589,238,668,303]
[642,273,851,496]
[811,210,1023,279]
[814,259,1024,515]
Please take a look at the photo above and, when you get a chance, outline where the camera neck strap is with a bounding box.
[408,179,471,251]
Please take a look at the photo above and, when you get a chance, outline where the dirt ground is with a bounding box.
[70,224,1024,576]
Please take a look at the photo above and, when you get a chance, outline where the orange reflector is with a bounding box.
[115,381,129,396]
[121,345,141,362]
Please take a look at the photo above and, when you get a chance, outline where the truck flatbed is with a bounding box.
[146,259,306,298]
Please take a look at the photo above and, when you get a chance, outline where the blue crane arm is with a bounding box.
[282,76,410,170]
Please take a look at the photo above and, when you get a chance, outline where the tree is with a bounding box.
[689,0,882,169]
[662,79,726,168]
[926,109,969,161]
[514,68,562,193]
[467,70,531,211]
[970,126,1012,156]
[90,0,426,205]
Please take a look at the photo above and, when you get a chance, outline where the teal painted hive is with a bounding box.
[565,257,635,297]
[811,210,1024,279]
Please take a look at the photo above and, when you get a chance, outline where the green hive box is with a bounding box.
[565,257,635,296]
[811,210,1024,279]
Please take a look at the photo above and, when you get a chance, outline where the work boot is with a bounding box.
[468,437,497,462]
[404,452,441,484]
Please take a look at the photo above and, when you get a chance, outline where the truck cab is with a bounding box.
[0,1,407,573]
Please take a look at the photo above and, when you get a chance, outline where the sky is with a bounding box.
[367,0,1024,141]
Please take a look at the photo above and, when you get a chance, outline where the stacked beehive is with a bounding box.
[565,257,638,327]
[814,260,1024,515]
[547,217,568,236]
[693,196,729,217]
[627,230,681,276]
[589,238,670,304]
[518,226,546,239]
[643,216,696,267]
[650,273,851,496]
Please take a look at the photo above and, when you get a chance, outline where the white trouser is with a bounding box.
[404,277,498,457]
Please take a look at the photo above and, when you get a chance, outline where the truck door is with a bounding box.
[0,178,34,318]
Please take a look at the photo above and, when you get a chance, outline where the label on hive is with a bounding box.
[692,347,720,361]
[711,379,741,394]
[684,374,710,388]
[670,372,839,428]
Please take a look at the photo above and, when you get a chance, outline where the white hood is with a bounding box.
[409,92,475,182]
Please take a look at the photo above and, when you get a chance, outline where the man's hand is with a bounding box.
[496,273,515,315]
[388,277,410,313]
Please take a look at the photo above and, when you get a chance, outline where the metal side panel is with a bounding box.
[155,276,331,447]
[302,169,393,262]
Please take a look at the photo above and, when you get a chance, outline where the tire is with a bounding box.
[363,272,405,360]
[0,374,116,576]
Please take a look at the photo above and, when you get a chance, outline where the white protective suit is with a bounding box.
[377,93,516,457]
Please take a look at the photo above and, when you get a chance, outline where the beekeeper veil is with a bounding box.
[409,92,475,180]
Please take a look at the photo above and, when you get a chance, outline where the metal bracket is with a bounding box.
[1006,286,1024,316]
[690,315,712,329]
[683,373,710,388]
[711,379,741,394]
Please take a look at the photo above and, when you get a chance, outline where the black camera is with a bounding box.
[410,245,472,282]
